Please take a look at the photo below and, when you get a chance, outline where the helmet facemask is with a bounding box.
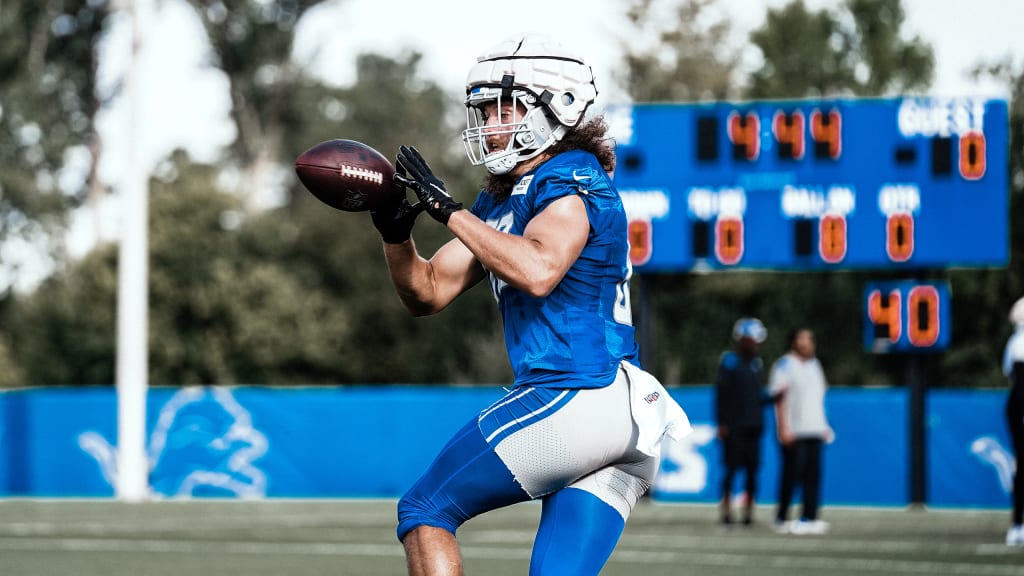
[462,83,565,175]
[462,34,597,176]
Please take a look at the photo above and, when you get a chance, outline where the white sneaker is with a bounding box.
[772,520,790,534]
[1007,525,1024,546]
[790,519,830,535]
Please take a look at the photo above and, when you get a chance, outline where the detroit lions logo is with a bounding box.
[78,387,269,499]
[971,435,1015,493]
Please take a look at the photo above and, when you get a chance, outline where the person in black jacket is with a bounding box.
[1004,297,1024,546]
[715,318,771,526]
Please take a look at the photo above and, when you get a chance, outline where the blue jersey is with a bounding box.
[470,150,640,389]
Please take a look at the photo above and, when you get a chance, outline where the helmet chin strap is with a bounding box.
[484,154,518,175]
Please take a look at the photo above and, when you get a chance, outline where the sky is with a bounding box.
[35,0,1024,289]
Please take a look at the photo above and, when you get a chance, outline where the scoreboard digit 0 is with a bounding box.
[611,97,1009,272]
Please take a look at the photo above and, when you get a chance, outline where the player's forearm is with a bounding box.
[382,239,441,316]
[446,210,564,298]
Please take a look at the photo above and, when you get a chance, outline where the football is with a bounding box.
[294,139,395,212]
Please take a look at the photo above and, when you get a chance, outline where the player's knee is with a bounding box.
[396,489,462,542]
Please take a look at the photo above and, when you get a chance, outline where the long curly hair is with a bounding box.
[482,115,616,201]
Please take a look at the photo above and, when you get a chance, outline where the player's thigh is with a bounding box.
[479,370,651,500]
[396,418,529,540]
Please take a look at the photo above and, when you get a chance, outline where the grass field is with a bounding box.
[1,499,1022,575]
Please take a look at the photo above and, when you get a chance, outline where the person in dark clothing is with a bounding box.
[715,318,770,526]
[1004,297,1024,546]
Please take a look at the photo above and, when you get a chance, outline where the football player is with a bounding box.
[370,34,691,576]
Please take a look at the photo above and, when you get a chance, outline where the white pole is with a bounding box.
[116,0,150,502]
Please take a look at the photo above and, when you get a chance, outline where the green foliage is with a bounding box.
[623,0,1008,389]
[6,45,510,386]
[640,271,908,386]
[942,58,1024,388]
[747,1,852,98]
[186,0,327,168]
[7,0,1009,390]
[266,49,509,384]
[747,0,933,98]
[619,0,742,102]
[845,0,934,95]
[176,1,509,384]
[0,0,110,286]
[9,246,117,385]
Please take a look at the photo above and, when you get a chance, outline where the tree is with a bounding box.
[184,0,329,206]
[619,0,742,102]
[622,0,941,386]
[178,1,512,384]
[258,51,510,384]
[747,0,933,98]
[8,245,117,386]
[845,0,934,95]
[942,58,1024,387]
[8,46,512,386]
[0,0,110,289]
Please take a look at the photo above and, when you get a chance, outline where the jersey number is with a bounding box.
[614,260,634,326]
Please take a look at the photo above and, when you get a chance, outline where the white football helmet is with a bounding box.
[462,34,598,175]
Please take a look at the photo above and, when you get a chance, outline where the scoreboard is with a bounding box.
[610,97,1009,272]
[863,280,951,353]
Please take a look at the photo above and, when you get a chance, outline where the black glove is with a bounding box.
[395,145,463,225]
[371,161,424,244]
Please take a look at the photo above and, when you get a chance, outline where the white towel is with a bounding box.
[622,361,692,458]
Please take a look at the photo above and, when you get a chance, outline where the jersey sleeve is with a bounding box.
[529,167,586,216]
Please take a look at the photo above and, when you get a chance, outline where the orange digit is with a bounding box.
[886,213,914,262]
[959,131,986,180]
[728,111,760,161]
[628,219,653,266]
[810,108,842,159]
[867,289,902,344]
[907,286,940,347]
[773,110,805,160]
[715,217,744,265]
[818,214,847,263]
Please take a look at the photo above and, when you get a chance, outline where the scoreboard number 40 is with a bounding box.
[863,281,951,353]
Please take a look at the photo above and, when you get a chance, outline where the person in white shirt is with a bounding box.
[1003,297,1024,546]
[769,327,833,535]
